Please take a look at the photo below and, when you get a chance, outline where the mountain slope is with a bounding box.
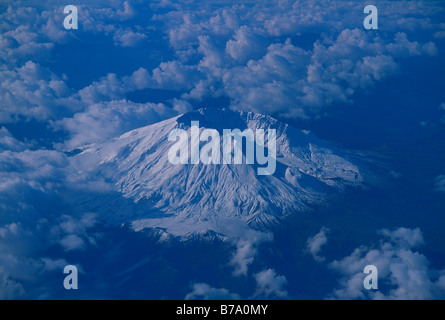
[75,108,364,236]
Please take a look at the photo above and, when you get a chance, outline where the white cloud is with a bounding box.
[165,13,205,50]
[113,29,147,47]
[228,229,273,277]
[151,61,202,91]
[141,23,436,119]
[0,148,68,192]
[1,0,442,128]
[0,220,71,299]
[0,127,29,151]
[58,99,179,149]
[0,61,75,123]
[225,26,265,63]
[230,239,256,277]
[0,268,26,300]
[379,227,424,248]
[434,175,445,192]
[306,227,330,262]
[59,234,86,251]
[171,98,193,114]
[141,1,443,120]
[0,126,103,297]
[0,1,165,128]
[253,269,288,299]
[0,3,117,68]
[434,31,445,39]
[127,67,151,90]
[185,283,241,300]
[228,29,402,118]
[77,73,128,105]
[386,32,438,57]
[50,213,99,252]
[329,227,445,300]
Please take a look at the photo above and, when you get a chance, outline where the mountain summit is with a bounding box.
[76,108,364,236]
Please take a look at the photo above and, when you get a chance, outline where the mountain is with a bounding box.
[74,108,364,237]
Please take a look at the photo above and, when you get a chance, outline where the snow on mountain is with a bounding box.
[74,108,364,237]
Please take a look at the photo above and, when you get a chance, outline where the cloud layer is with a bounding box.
[329,227,445,300]
[306,227,330,262]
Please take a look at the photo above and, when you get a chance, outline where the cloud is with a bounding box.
[171,98,194,114]
[185,283,241,300]
[1,0,442,131]
[0,221,70,299]
[253,269,288,299]
[186,269,288,300]
[379,227,424,248]
[57,99,178,149]
[0,254,70,299]
[306,227,330,262]
[0,127,106,298]
[434,31,445,39]
[0,6,65,67]
[228,228,273,277]
[329,227,445,300]
[0,61,75,123]
[386,32,438,57]
[77,73,129,105]
[142,0,443,120]
[150,61,202,91]
[225,26,266,63]
[145,24,434,119]
[0,148,68,193]
[50,213,99,252]
[0,128,104,293]
[230,239,256,277]
[113,29,147,47]
[434,175,445,192]
[59,234,86,251]
[227,29,408,119]
[0,127,30,151]
[69,2,138,34]
[0,269,26,300]
[0,1,170,128]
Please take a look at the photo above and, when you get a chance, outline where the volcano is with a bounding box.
[74,108,364,236]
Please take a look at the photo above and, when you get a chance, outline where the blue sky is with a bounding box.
[0,0,445,299]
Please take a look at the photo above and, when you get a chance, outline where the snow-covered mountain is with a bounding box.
[74,108,364,237]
